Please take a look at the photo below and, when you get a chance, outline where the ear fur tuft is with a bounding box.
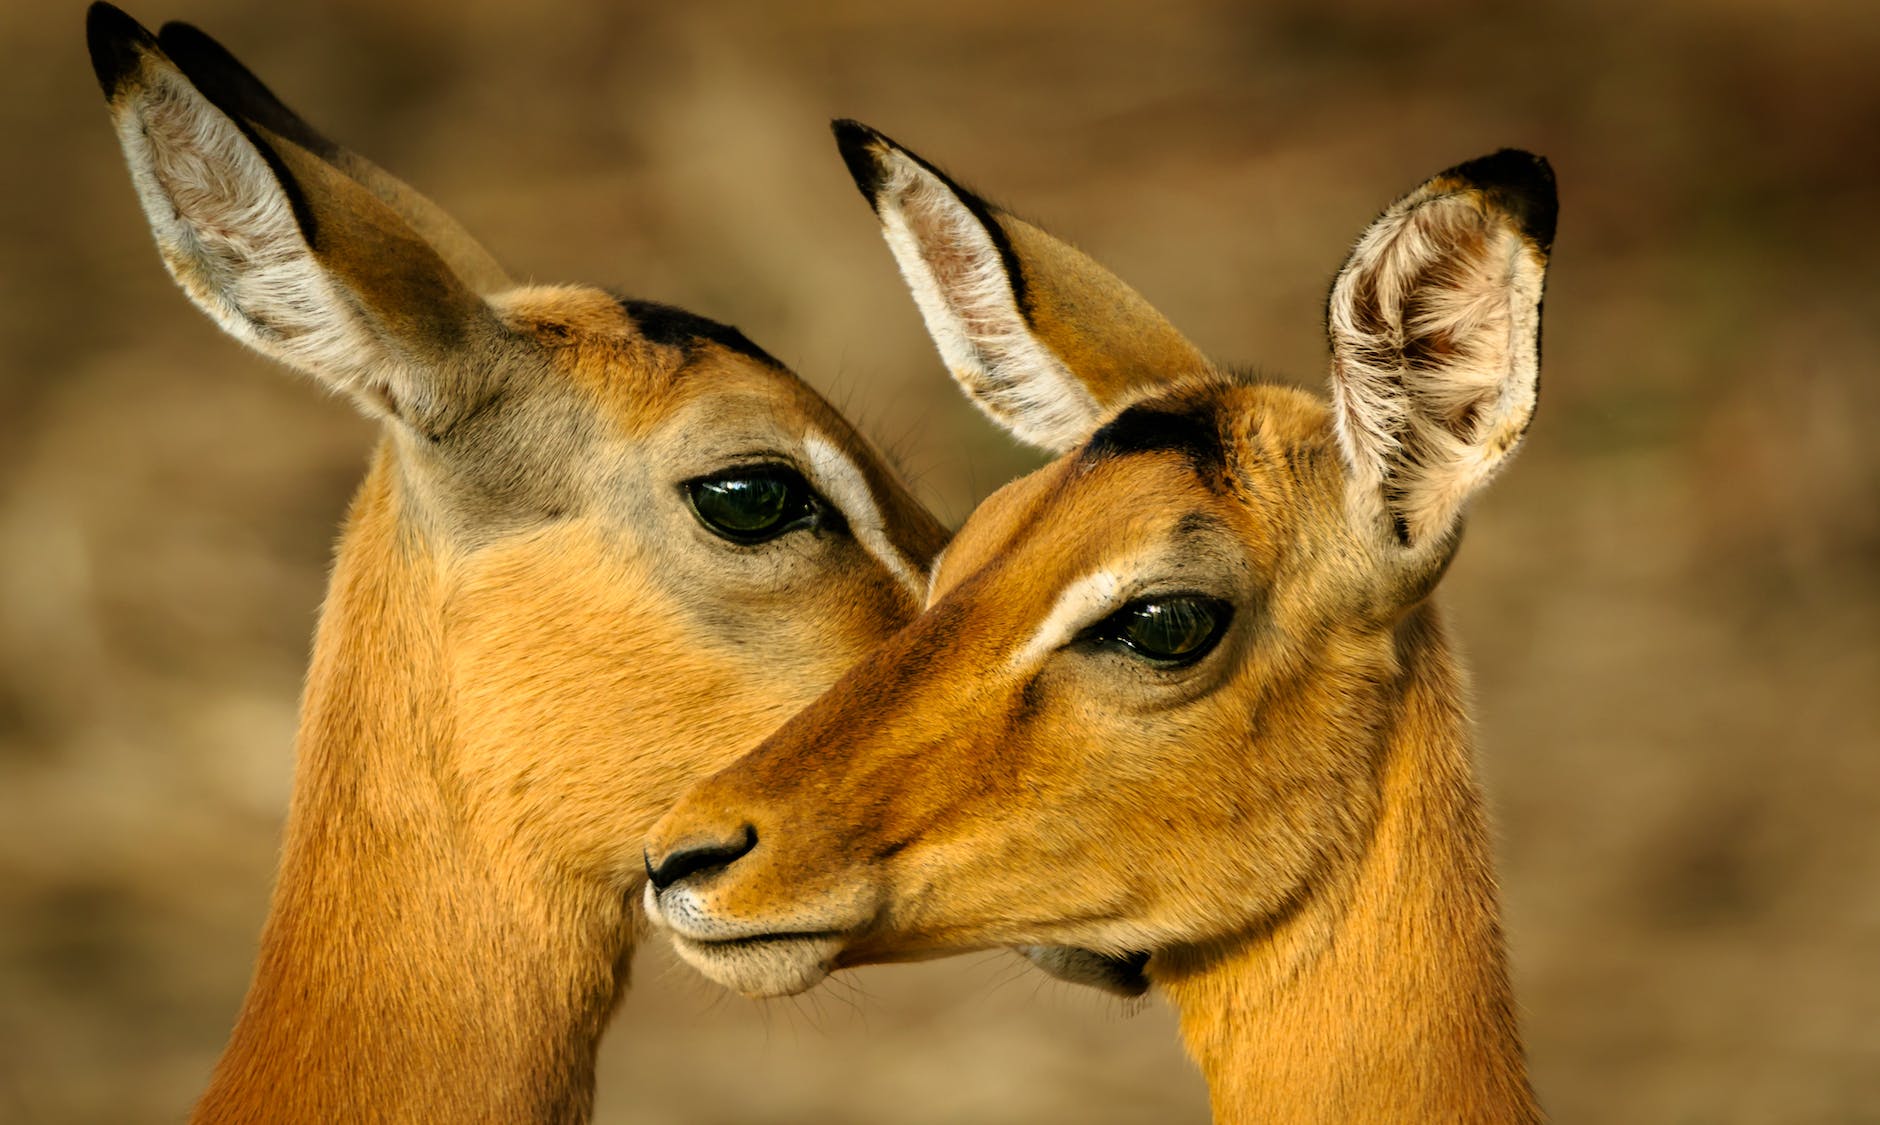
[1327,151,1556,553]
[157,21,340,161]
[93,21,513,432]
[153,20,513,297]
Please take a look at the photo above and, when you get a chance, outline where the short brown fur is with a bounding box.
[997,216,1214,402]
[87,8,945,1121]
[647,135,1554,1122]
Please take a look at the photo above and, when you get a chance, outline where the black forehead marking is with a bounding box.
[617,298,784,370]
[1080,400,1228,484]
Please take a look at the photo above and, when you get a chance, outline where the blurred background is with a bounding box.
[2,0,1877,1121]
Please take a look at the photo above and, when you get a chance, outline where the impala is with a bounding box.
[85,8,953,1121]
[646,121,1556,1123]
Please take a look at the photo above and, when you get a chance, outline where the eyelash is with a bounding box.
[1078,594,1233,667]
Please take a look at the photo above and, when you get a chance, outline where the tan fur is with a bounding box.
[851,122,1212,451]
[646,141,1555,1122]
[87,9,946,1121]
[997,215,1215,407]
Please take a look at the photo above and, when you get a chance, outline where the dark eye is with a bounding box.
[684,467,821,545]
[1090,596,1232,665]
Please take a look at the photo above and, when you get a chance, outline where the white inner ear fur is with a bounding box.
[873,154,1101,453]
[1328,188,1545,549]
[112,63,405,413]
[803,433,924,601]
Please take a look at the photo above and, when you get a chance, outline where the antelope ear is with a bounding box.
[87,3,519,435]
[833,120,1212,453]
[154,19,514,297]
[1326,149,1556,553]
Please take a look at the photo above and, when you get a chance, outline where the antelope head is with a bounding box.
[87,7,945,911]
[643,122,1554,1000]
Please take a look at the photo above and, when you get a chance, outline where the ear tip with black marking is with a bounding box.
[830,118,897,211]
[157,19,336,159]
[829,118,882,147]
[1446,148,1558,253]
[86,2,158,99]
[154,20,222,66]
[156,20,260,94]
[152,21,236,107]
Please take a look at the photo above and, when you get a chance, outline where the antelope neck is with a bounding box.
[1152,607,1537,1125]
[191,449,631,1125]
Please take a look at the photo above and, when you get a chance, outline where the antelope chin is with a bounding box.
[666,930,842,998]
[643,881,851,998]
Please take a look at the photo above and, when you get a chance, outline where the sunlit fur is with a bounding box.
[873,144,1099,449]
[841,120,1212,452]
[86,8,945,1122]
[1328,167,1548,550]
[646,134,1554,1123]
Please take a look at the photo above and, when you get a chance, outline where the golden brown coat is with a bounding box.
[86,8,945,1121]
[646,124,1556,1123]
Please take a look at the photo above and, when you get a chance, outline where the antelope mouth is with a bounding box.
[665,929,849,998]
[643,882,859,998]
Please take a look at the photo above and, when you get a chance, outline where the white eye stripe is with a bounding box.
[1009,567,1132,671]
[802,433,924,602]
[923,540,950,608]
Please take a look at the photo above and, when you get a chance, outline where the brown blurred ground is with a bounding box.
[3,0,1878,1121]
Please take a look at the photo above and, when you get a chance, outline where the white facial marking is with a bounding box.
[803,433,924,601]
[923,539,950,607]
[1010,567,1127,670]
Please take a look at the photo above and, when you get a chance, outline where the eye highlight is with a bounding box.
[1087,596,1232,666]
[684,466,823,545]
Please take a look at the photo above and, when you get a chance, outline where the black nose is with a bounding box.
[644,824,757,892]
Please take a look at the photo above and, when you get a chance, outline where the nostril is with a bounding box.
[644,824,757,892]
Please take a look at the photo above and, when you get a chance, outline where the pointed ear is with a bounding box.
[154,19,514,297]
[833,120,1212,453]
[87,3,519,434]
[1326,149,1556,553]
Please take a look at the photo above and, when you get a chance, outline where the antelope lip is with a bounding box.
[664,929,846,998]
[673,928,846,951]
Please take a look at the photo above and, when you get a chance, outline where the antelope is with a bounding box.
[83,8,954,1121]
[644,121,1556,1123]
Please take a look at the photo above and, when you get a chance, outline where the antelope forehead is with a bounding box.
[618,298,783,371]
[1079,398,1228,483]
